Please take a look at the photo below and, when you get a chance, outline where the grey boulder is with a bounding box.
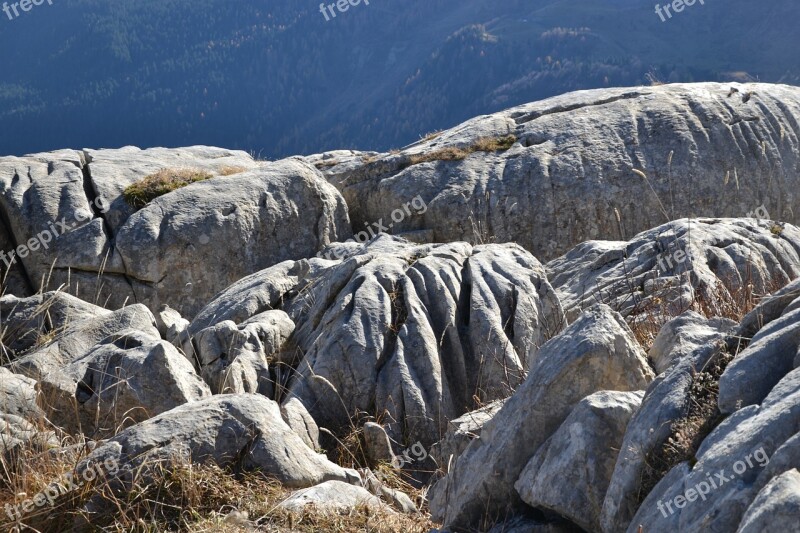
[515,390,644,533]
[429,304,653,530]
[78,394,360,490]
[1,291,109,357]
[10,304,159,379]
[650,311,736,374]
[547,218,800,323]
[737,469,800,533]
[37,330,211,438]
[278,480,384,513]
[0,147,352,317]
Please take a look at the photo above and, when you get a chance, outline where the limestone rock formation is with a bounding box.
[318,83,800,261]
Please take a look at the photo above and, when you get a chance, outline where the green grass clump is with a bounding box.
[123,168,214,208]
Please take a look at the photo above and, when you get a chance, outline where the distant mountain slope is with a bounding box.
[0,0,798,158]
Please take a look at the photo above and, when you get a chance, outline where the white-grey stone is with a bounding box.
[320,83,800,262]
[429,304,653,530]
[547,218,800,323]
[279,480,383,513]
[738,469,800,533]
[515,390,644,532]
[431,399,505,470]
[37,329,211,438]
[650,311,736,374]
[78,394,360,490]
[10,304,160,379]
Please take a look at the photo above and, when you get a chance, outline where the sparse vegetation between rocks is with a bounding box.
[123,168,215,208]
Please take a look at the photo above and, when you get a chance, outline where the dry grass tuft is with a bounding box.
[1,448,434,532]
[217,165,248,176]
[406,135,517,166]
[123,168,214,208]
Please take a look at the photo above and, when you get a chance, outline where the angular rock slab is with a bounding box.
[547,218,800,322]
[649,311,736,375]
[193,310,296,396]
[0,291,109,357]
[431,398,505,470]
[9,304,160,379]
[320,83,800,261]
[515,390,644,532]
[720,276,800,413]
[38,330,211,438]
[78,395,360,490]
[600,338,727,533]
[428,304,653,530]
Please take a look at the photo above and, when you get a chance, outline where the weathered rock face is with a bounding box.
[630,366,800,533]
[0,147,352,317]
[318,83,800,261]
[719,276,800,413]
[547,218,800,322]
[193,310,295,396]
[0,367,57,455]
[737,469,800,533]
[37,330,211,438]
[607,274,800,533]
[428,304,654,530]
[649,311,736,375]
[430,399,506,470]
[9,304,160,378]
[0,291,109,357]
[187,235,564,449]
[78,394,360,490]
[600,339,727,533]
[515,390,644,533]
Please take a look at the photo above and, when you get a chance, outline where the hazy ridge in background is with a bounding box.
[1,0,798,158]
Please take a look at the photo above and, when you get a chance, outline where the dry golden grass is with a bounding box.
[123,168,214,209]
[358,135,517,169]
[217,165,248,176]
[1,449,435,533]
[406,134,517,166]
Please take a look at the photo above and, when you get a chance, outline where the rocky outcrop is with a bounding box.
[0,147,351,317]
[187,235,564,448]
[430,399,505,470]
[9,304,160,378]
[428,304,654,529]
[0,291,109,357]
[78,394,360,489]
[719,276,800,413]
[318,83,800,261]
[738,469,800,533]
[547,218,800,322]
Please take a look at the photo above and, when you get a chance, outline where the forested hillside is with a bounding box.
[1,0,798,157]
